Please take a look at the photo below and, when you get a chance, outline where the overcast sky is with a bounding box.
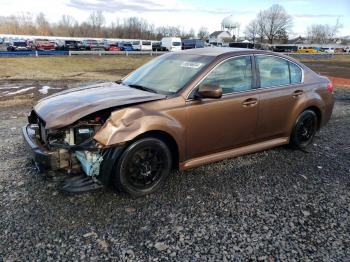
[0,0,349,37]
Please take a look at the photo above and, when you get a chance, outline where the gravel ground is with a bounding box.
[0,86,349,261]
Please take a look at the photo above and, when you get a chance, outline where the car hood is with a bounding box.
[34,82,166,129]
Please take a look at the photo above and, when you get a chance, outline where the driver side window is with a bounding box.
[200,56,253,94]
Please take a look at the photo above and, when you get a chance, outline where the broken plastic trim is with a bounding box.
[61,174,104,193]
[75,151,103,177]
[48,138,100,152]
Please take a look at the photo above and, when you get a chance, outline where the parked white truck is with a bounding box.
[161,37,182,51]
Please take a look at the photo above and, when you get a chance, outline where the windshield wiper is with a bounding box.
[127,84,158,94]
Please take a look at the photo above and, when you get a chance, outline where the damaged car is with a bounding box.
[22,48,334,196]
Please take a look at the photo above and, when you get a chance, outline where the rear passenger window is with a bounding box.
[257,56,290,88]
[290,62,302,83]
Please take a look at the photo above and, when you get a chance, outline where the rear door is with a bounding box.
[254,55,304,140]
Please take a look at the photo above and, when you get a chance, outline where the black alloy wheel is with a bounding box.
[113,137,172,197]
[290,110,318,149]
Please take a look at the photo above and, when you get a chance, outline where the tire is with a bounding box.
[112,137,172,197]
[290,110,318,149]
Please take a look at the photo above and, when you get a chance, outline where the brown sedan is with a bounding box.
[22,48,334,196]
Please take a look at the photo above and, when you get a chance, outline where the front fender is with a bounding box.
[94,107,185,157]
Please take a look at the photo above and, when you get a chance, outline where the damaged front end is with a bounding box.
[22,82,168,193]
[23,110,112,192]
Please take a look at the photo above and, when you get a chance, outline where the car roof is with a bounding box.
[182,47,252,56]
[179,47,273,57]
[177,47,304,69]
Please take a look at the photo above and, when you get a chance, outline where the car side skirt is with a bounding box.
[180,137,289,170]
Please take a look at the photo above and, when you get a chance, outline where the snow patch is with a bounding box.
[38,86,62,94]
[0,86,22,90]
[6,86,36,96]
[39,86,50,94]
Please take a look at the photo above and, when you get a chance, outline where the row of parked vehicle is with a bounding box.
[296,47,350,53]
[271,45,350,53]
[5,39,135,52]
[4,37,207,52]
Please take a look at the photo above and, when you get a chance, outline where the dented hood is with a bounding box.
[34,82,166,129]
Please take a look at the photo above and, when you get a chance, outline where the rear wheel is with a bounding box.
[290,110,318,149]
[113,137,172,197]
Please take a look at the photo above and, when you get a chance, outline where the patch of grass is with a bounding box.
[0,95,33,107]
[0,54,349,82]
[0,56,153,81]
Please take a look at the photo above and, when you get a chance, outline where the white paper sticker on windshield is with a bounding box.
[180,62,203,69]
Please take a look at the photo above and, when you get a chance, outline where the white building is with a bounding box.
[209,31,232,46]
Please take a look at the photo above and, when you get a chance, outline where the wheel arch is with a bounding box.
[98,129,180,188]
[133,130,180,170]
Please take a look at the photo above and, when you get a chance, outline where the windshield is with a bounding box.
[122,53,214,94]
[142,41,151,45]
[132,41,140,45]
[173,42,181,46]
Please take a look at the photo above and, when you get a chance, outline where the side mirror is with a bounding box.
[195,84,222,99]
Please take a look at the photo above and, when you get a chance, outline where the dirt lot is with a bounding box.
[300,55,350,80]
[0,55,350,261]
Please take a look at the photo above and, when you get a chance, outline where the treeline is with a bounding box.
[0,11,210,40]
[306,19,343,44]
[244,4,343,44]
[0,6,343,44]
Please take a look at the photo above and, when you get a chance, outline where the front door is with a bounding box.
[186,56,259,159]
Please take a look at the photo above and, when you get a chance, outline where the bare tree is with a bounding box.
[186,28,196,39]
[257,4,292,44]
[36,13,50,35]
[197,27,209,40]
[88,11,105,37]
[57,15,77,36]
[256,11,266,43]
[244,20,259,42]
[307,18,343,44]
[1,15,20,35]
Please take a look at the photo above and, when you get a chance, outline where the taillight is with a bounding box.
[327,82,333,93]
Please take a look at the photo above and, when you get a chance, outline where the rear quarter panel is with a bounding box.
[284,68,334,134]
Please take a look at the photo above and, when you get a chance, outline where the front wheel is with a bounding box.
[113,137,172,197]
[290,110,318,149]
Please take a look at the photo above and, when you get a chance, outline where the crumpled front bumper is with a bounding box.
[21,124,60,171]
[22,124,125,187]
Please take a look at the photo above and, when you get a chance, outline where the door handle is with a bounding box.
[242,98,258,107]
[293,90,304,98]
